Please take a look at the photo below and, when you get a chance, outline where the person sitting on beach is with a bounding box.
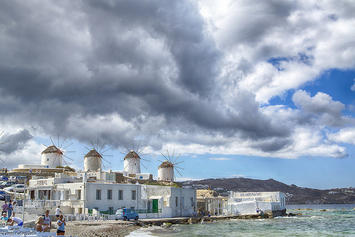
[35,216,44,232]
[56,215,66,236]
[43,210,51,232]
[1,211,8,222]
[55,206,61,218]
[6,216,23,227]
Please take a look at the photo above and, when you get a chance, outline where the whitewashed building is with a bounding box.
[226,191,286,216]
[26,173,196,218]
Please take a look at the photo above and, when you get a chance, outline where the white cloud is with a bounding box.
[328,128,355,145]
[351,79,355,91]
[1,140,43,169]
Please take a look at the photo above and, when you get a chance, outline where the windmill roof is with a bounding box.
[159,161,174,168]
[85,149,102,158]
[124,150,140,160]
[41,145,63,155]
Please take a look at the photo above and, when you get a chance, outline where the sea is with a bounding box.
[128,204,355,237]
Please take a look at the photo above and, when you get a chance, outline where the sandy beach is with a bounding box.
[63,220,140,237]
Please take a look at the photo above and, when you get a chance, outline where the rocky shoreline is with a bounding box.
[31,213,298,236]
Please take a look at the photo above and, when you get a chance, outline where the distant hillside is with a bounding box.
[181,178,355,204]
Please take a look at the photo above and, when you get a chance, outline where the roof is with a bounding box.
[124,150,140,160]
[159,161,174,168]
[196,189,219,198]
[41,145,63,155]
[85,149,102,158]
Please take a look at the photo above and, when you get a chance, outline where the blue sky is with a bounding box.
[1,0,355,190]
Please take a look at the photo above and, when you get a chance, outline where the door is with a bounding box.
[180,197,184,216]
[152,199,158,213]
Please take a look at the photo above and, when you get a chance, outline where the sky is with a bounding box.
[0,0,355,189]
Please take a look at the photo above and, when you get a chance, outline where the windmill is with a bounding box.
[120,139,150,174]
[41,136,75,169]
[83,138,113,171]
[158,149,184,182]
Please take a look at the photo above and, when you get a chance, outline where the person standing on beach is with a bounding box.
[55,206,61,218]
[56,214,66,236]
[7,200,13,218]
[43,210,51,232]
[2,202,8,214]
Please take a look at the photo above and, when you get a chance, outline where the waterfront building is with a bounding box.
[226,191,286,216]
[22,148,196,219]
[26,173,196,218]
[196,189,227,216]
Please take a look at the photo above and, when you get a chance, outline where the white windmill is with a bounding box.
[41,145,63,168]
[158,149,183,182]
[121,139,151,175]
[41,137,74,169]
[84,139,112,172]
[123,150,141,175]
[84,149,102,172]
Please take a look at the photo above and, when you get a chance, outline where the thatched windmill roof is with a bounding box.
[124,150,140,160]
[41,145,63,155]
[159,161,174,169]
[85,149,102,158]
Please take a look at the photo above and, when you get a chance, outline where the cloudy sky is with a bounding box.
[0,0,355,189]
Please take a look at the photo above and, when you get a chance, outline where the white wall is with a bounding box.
[158,167,174,181]
[41,153,62,168]
[142,185,196,218]
[124,158,141,174]
[84,156,102,171]
[85,183,141,212]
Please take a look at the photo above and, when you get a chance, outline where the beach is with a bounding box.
[60,220,141,237]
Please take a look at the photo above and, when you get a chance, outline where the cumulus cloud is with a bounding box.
[0,129,32,154]
[328,128,355,145]
[0,0,354,163]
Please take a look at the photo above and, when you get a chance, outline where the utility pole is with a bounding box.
[22,177,26,223]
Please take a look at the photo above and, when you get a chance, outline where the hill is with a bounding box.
[181,178,355,204]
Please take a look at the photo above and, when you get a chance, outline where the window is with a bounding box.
[107,189,112,200]
[96,189,101,200]
[77,190,81,200]
[131,190,136,200]
[176,197,178,207]
[191,197,194,207]
[118,190,123,200]
[130,206,135,210]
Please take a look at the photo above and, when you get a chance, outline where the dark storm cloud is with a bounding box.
[0,0,291,151]
[0,129,32,154]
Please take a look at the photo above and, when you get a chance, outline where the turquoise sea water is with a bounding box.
[129,204,355,237]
